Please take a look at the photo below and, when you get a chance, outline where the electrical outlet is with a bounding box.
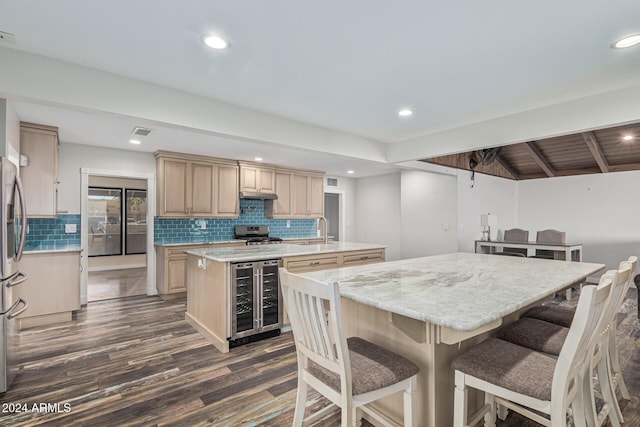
[65,224,77,233]
[200,221,206,230]
[443,222,449,231]
[286,220,290,228]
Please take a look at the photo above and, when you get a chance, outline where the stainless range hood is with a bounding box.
[239,191,278,200]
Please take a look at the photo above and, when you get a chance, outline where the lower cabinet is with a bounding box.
[281,248,386,324]
[15,251,81,330]
[156,242,244,297]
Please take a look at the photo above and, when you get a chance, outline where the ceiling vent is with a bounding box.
[0,31,16,45]
[132,126,153,137]
[327,177,338,187]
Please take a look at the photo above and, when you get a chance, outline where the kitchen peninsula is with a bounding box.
[297,253,604,427]
[183,242,386,353]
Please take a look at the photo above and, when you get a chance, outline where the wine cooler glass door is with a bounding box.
[259,260,282,330]
[231,263,257,338]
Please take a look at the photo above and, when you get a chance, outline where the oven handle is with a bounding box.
[6,272,27,288]
[15,174,28,262]
[7,298,29,320]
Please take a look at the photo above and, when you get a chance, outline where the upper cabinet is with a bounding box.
[267,168,324,218]
[155,151,239,218]
[239,162,275,194]
[20,122,59,218]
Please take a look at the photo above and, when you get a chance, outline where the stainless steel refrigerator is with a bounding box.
[0,158,28,393]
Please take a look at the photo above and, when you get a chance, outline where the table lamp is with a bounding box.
[480,213,497,241]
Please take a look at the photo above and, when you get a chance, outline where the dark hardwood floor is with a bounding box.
[0,289,638,426]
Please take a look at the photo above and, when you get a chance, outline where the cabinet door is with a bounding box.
[215,164,239,217]
[167,256,187,292]
[20,127,58,217]
[257,168,275,193]
[240,166,259,192]
[273,171,292,216]
[308,175,324,216]
[190,161,215,216]
[160,158,189,216]
[292,173,309,216]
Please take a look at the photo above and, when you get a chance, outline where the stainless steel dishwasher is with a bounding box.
[230,259,282,347]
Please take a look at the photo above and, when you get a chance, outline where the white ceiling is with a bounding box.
[1,0,640,176]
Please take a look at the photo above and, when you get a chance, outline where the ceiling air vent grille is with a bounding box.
[327,178,338,187]
[132,127,153,137]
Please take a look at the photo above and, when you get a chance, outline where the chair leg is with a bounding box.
[292,372,308,427]
[573,367,592,427]
[496,404,508,421]
[403,376,417,427]
[608,326,631,400]
[484,393,496,427]
[454,371,468,427]
[597,354,621,427]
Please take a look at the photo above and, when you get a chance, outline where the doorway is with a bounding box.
[80,170,156,305]
[324,193,344,241]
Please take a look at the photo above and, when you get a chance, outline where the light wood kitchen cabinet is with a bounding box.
[239,162,275,194]
[20,122,59,218]
[15,251,81,329]
[155,151,239,218]
[265,170,292,217]
[156,242,244,297]
[292,172,324,217]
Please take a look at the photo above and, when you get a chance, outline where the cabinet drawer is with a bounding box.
[285,255,340,273]
[342,250,385,266]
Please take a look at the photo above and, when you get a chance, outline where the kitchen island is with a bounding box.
[297,252,605,427]
[183,242,386,353]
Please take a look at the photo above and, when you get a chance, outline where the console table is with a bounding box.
[475,240,582,261]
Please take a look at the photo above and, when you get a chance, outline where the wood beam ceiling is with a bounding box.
[523,142,556,177]
[581,131,610,173]
[495,156,519,180]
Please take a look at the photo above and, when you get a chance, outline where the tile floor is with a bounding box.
[87,267,147,302]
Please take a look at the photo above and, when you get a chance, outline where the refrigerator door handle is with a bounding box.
[6,298,28,320]
[14,174,27,262]
[6,272,27,288]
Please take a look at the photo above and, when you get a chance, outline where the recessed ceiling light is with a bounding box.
[347,170,355,174]
[611,34,640,49]
[254,157,263,161]
[622,134,634,141]
[398,109,413,117]
[203,35,229,50]
[129,139,141,145]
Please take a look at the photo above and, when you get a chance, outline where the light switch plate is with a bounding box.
[65,224,77,233]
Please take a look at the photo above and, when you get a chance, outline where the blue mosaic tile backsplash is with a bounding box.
[25,214,81,250]
[154,199,318,244]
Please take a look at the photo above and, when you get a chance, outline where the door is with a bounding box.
[324,193,340,241]
[259,260,281,331]
[231,263,257,338]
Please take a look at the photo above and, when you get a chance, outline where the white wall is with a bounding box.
[1,98,21,165]
[58,142,155,214]
[354,173,402,261]
[518,171,640,269]
[457,170,519,253]
[400,170,458,259]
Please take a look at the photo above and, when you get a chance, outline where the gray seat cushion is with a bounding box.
[496,318,568,356]
[307,337,419,396]
[452,337,556,401]
[524,305,575,328]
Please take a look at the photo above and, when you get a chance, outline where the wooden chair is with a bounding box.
[519,257,637,424]
[452,274,613,427]
[533,229,566,259]
[496,261,633,426]
[499,228,529,257]
[280,268,419,427]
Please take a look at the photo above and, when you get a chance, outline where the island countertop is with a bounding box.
[185,242,386,262]
[297,252,605,332]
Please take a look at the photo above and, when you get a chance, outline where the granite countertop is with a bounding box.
[298,252,605,332]
[185,242,386,262]
[23,244,82,254]
[154,239,247,247]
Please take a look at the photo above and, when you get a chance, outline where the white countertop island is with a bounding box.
[295,252,604,427]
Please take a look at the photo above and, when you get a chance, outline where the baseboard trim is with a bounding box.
[88,263,147,272]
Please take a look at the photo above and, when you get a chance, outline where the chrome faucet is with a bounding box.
[318,216,329,244]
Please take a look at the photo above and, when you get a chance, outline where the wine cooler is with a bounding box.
[230,259,282,344]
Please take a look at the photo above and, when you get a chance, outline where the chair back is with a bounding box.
[551,273,613,422]
[603,262,633,330]
[536,229,565,244]
[624,256,638,291]
[503,228,529,242]
[280,268,351,394]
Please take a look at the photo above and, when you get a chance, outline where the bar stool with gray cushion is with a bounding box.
[280,268,419,427]
[452,274,613,427]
